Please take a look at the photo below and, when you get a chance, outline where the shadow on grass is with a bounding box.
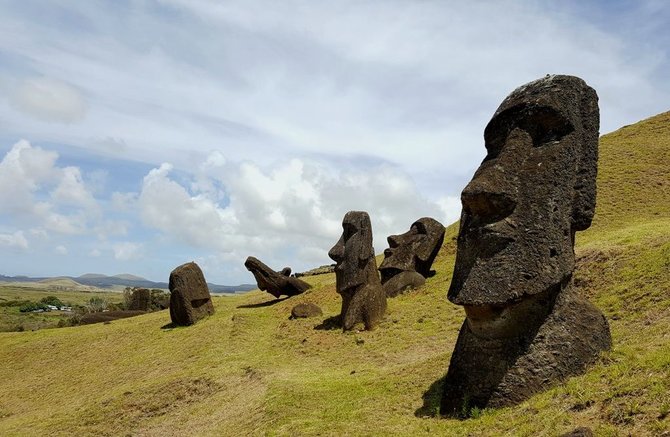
[161,322,178,330]
[415,375,446,418]
[237,296,290,309]
[313,315,341,331]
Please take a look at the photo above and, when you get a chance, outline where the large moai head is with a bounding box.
[379,217,445,283]
[328,211,376,294]
[448,75,599,333]
[329,211,387,330]
[244,256,311,298]
[169,262,215,326]
[440,75,609,414]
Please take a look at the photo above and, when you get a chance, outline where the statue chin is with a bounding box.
[464,291,556,340]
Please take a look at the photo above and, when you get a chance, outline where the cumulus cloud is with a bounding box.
[55,245,68,255]
[0,140,100,235]
[9,77,87,123]
[137,155,454,272]
[0,231,29,250]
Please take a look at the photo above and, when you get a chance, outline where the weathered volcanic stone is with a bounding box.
[329,211,387,331]
[244,257,311,298]
[169,262,215,326]
[128,288,151,311]
[440,75,611,415]
[290,302,323,319]
[379,217,445,297]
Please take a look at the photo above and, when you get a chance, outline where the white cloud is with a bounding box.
[0,231,29,250]
[9,77,87,123]
[89,248,102,257]
[137,156,450,272]
[55,245,68,255]
[0,139,58,214]
[113,242,143,261]
[0,140,100,235]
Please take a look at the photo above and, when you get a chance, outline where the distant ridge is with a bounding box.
[0,273,255,293]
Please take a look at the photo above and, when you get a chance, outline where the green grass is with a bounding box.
[0,112,669,436]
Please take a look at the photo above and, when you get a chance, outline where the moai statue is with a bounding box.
[379,217,445,297]
[169,262,215,326]
[244,256,311,298]
[329,211,387,331]
[440,75,611,415]
[128,288,151,311]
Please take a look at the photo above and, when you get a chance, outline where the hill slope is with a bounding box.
[0,112,669,436]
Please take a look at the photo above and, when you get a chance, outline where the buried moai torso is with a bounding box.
[329,211,387,331]
[379,217,445,297]
[440,75,611,415]
[244,256,311,298]
[169,262,215,326]
[128,288,151,311]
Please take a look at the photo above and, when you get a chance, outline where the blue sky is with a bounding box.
[0,0,668,284]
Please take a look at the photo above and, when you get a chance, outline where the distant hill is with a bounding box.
[0,273,256,293]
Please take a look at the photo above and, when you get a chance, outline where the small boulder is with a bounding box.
[290,302,323,319]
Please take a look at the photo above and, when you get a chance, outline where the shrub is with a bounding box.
[40,296,64,307]
[19,302,49,313]
[87,297,109,313]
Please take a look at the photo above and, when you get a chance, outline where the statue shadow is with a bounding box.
[237,296,290,309]
[313,315,341,331]
[414,375,446,418]
[160,322,178,330]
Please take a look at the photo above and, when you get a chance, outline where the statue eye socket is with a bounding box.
[343,223,358,240]
[520,107,574,147]
[484,105,574,156]
[413,222,427,234]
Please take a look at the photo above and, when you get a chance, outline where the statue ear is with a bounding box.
[571,88,599,231]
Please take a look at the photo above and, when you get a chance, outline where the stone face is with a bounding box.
[379,217,445,297]
[128,288,151,311]
[244,256,311,298]
[440,75,611,415]
[290,302,323,319]
[169,262,215,326]
[328,211,387,331]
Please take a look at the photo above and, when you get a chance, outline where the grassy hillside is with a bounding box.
[0,112,669,436]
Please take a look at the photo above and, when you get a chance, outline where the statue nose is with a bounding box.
[461,180,516,221]
[387,235,399,248]
[328,239,344,262]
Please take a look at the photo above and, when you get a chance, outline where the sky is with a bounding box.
[0,0,668,284]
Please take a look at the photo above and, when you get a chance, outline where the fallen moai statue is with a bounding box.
[441,75,611,415]
[379,217,445,297]
[244,256,311,298]
[169,262,215,326]
[329,211,386,331]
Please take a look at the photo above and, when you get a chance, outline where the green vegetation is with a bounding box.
[0,112,669,435]
[0,286,123,332]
